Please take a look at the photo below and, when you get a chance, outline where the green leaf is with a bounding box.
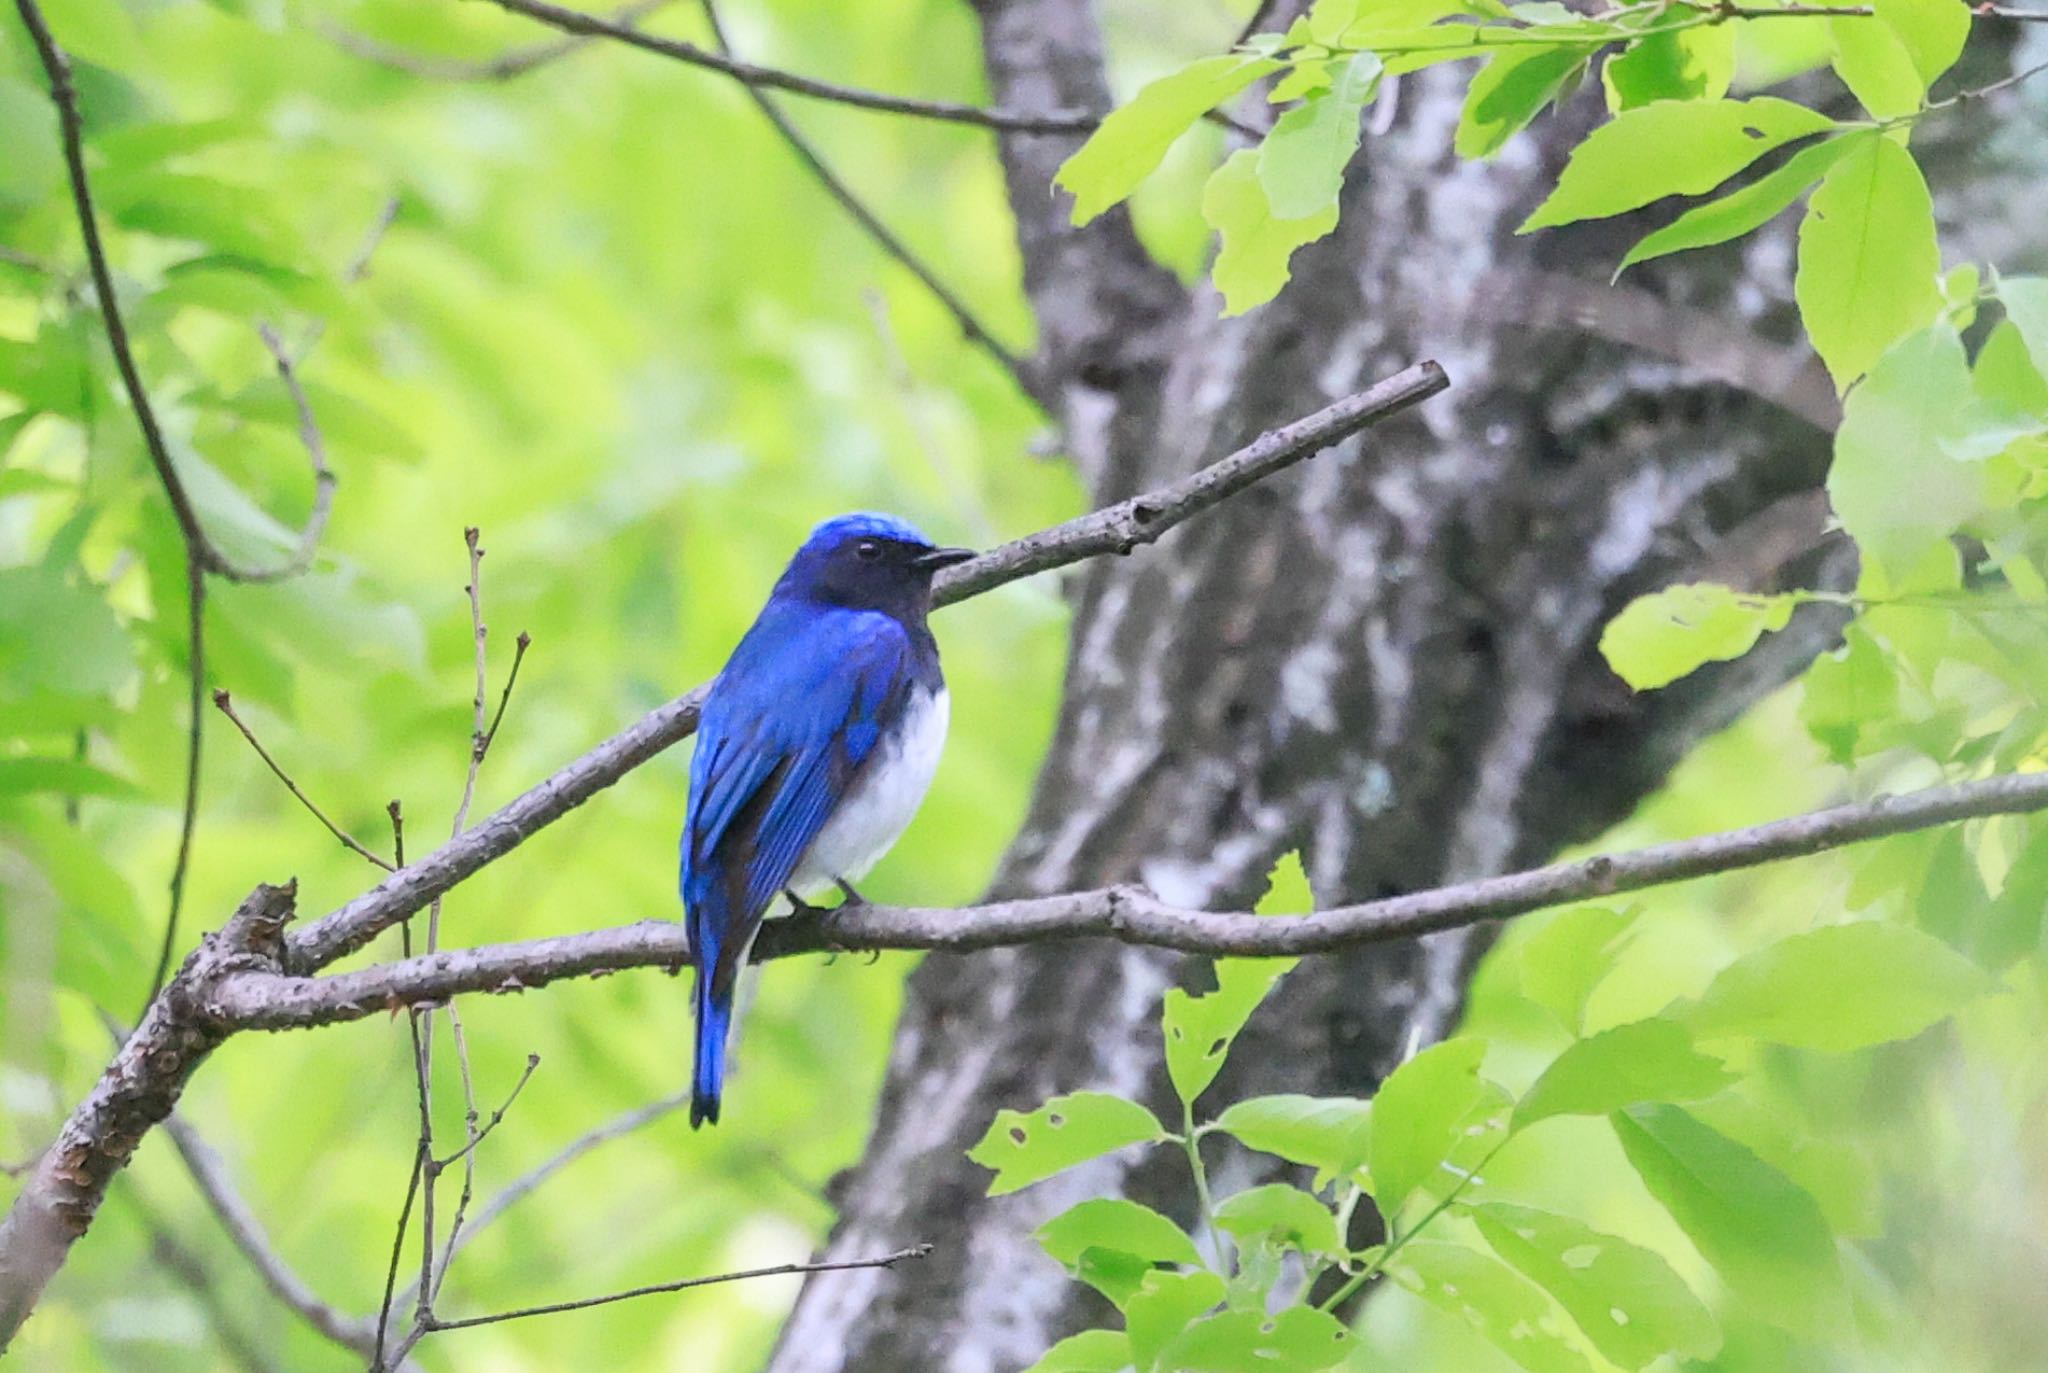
[1977,317,2048,419]
[1829,15,1925,118]
[40,0,148,71]
[1515,1019,1736,1130]
[1369,1036,1488,1220]
[1827,324,2003,577]
[1521,97,1837,232]
[1515,905,1634,1033]
[1998,275,2048,377]
[1212,1183,1344,1256]
[1020,1330,1133,1373]
[1612,1105,1846,1337]
[103,171,310,268]
[1877,0,1971,84]
[1161,853,1304,1104]
[1125,1269,1226,1370]
[1389,1241,1596,1373]
[969,1092,1168,1196]
[1473,1203,1720,1369]
[1794,134,1941,390]
[1157,1307,1352,1372]
[1456,47,1584,160]
[1259,54,1380,217]
[1682,922,1999,1050]
[1599,583,1797,690]
[1039,1199,1204,1270]
[1202,150,1340,316]
[0,758,145,801]
[0,569,137,704]
[1603,24,1734,110]
[1799,625,1897,764]
[1619,133,1863,273]
[1057,56,1279,224]
[1211,1094,1372,1175]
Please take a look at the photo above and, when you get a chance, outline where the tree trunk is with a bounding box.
[765,5,2024,1370]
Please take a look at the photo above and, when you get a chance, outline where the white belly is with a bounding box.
[789,685,948,899]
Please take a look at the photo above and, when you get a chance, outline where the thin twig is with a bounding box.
[321,0,675,80]
[255,324,338,571]
[482,0,1102,132]
[481,632,530,757]
[214,766,2048,1028]
[370,1145,427,1373]
[213,689,396,872]
[434,1054,540,1172]
[389,1088,693,1317]
[698,0,1040,403]
[423,1245,933,1332]
[141,559,206,1012]
[1682,0,2048,22]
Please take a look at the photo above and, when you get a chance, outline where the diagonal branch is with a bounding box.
[321,0,675,80]
[209,766,2048,1030]
[284,360,1450,971]
[480,0,1101,132]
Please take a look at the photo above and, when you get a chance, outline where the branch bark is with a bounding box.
[203,767,2048,1030]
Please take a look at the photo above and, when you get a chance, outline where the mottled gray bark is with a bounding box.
[766,8,2033,1372]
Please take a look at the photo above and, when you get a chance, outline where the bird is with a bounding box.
[680,513,974,1127]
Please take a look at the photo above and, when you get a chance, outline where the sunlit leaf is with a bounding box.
[1202,150,1340,316]
[1515,1019,1736,1130]
[1829,15,1925,118]
[1795,135,1941,390]
[1515,905,1635,1034]
[1260,54,1380,217]
[969,1092,1168,1196]
[1599,583,1797,690]
[1521,98,1837,232]
[1457,47,1584,160]
[1020,1330,1133,1373]
[1612,1105,1847,1337]
[1682,922,1999,1050]
[1619,133,1863,273]
[1161,853,1304,1104]
[1157,1306,1351,1372]
[1473,1203,1720,1368]
[1389,1240,1596,1373]
[1212,1094,1372,1176]
[1212,1183,1344,1255]
[1057,56,1279,224]
[1124,1269,1226,1369]
[1038,1198,1204,1270]
[1369,1035,1489,1220]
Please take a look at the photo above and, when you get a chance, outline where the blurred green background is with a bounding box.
[1,0,2043,1369]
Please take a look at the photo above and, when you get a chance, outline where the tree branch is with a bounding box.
[480,0,1102,132]
[283,360,1449,972]
[210,767,2048,1030]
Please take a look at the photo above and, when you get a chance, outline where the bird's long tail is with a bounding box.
[691,961,729,1129]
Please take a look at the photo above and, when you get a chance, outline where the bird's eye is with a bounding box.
[855,539,881,562]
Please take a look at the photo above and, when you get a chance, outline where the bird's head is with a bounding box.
[774,512,975,618]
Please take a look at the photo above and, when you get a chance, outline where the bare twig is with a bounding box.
[370,1147,427,1373]
[434,1054,540,1173]
[214,766,2048,1028]
[285,360,1449,973]
[697,0,1039,403]
[481,632,531,758]
[213,690,396,872]
[255,323,339,569]
[322,0,675,80]
[481,0,1101,132]
[141,559,206,1012]
[423,1245,933,1332]
[1684,0,2048,22]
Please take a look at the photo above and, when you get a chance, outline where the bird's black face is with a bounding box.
[788,531,975,618]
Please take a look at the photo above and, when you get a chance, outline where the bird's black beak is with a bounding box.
[912,546,976,571]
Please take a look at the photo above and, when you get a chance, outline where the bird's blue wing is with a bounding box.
[681,604,913,999]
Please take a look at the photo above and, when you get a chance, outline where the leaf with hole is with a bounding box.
[969,1092,1167,1197]
[1599,583,1797,690]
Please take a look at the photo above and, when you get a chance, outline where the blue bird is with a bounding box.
[680,513,973,1127]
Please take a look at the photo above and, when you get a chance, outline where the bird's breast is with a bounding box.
[790,685,949,898]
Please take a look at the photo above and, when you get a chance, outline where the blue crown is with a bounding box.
[803,511,934,550]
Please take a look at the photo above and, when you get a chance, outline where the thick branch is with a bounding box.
[480,0,1101,132]
[285,361,1448,971]
[212,768,2048,1030]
